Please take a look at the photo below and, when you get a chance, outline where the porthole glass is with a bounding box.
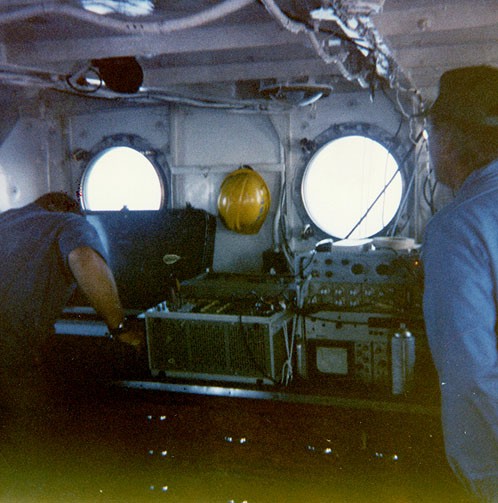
[301,135,403,239]
[81,146,163,211]
[81,0,154,16]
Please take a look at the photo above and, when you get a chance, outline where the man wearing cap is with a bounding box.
[423,66,498,502]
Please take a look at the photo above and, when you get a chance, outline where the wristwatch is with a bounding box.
[108,318,130,340]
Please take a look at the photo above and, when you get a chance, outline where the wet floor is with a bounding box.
[0,336,475,502]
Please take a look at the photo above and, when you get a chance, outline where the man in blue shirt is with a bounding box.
[423,66,498,502]
[0,192,142,418]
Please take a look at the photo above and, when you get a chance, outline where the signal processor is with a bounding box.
[145,273,293,385]
[294,247,424,394]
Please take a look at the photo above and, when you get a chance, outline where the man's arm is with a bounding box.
[68,246,143,348]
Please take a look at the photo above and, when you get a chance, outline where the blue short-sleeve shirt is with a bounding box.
[0,203,107,339]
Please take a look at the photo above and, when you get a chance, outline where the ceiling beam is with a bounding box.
[393,42,498,70]
[143,58,334,86]
[373,1,498,36]
[6,22,304,65]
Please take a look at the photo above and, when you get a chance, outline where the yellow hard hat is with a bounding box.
[217,166,271,234]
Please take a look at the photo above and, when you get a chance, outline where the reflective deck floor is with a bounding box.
[0,336,475,503]
[0,386,474,503]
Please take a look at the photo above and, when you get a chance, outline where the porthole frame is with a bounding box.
[294,122,410,241]
[78,134,170,212]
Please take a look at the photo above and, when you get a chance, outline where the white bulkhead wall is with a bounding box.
[66,101,286,272]
[0,87,424,274]
[0,98,68,211]
[170,106,284,272]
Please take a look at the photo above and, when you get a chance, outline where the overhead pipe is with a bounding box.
[0,0,255,34]
[1,0,368,86]
[0,64,64,88]
[0,61,291,112]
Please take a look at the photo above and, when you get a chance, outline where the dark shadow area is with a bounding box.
[0,335,474,503]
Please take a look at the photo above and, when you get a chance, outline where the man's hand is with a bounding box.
[113,318,146,352]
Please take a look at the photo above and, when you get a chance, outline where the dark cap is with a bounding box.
[429,65,498,127]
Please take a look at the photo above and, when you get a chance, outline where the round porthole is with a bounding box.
[80,136,167,211]
[300,126,404,239]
